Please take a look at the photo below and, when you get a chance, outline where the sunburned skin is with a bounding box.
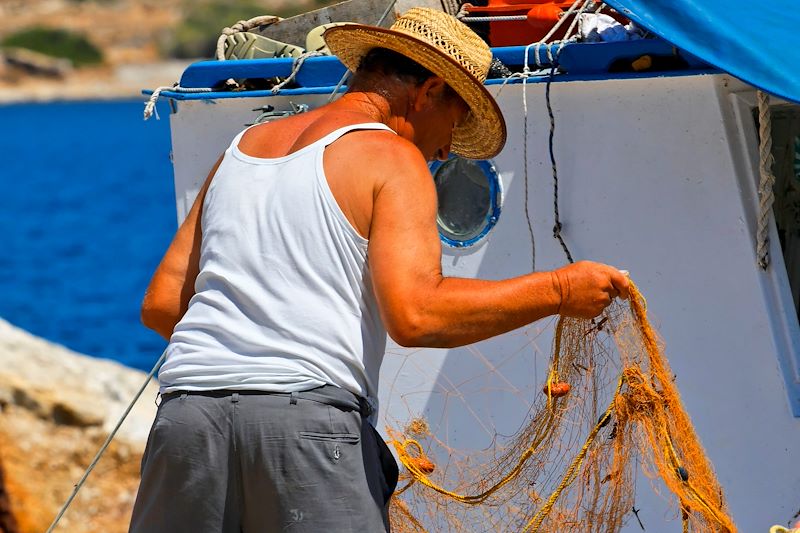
[142,75,629,348]
[133,11,635,533]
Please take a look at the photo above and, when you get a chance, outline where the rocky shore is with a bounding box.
[0,0,186,104]
[0,59,192,104]
[0,318,158,533]
[0,0,308,104]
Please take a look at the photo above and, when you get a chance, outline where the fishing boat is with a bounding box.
[144,0,800,530]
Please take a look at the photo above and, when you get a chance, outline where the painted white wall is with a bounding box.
[167,73,800,531]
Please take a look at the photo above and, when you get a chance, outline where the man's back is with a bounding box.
[160,119,397,409]
[236,104,430,240]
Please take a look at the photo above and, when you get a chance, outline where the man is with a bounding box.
[130,7,629,533]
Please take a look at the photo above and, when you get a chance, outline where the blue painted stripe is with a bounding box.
[143,85,347,100]
[492,39,711,73]
[143,67,719,102]
[169,38,717,96]
[484,68,718,86]
[179,55,348,89]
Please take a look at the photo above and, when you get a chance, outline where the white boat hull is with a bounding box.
[164,71,800,531]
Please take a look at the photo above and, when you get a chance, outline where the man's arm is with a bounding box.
[367,139,628,348]
[140,156,223,340]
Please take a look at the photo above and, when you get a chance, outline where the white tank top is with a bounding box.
[158,122,394,410]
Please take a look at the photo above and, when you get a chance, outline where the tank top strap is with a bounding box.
[228,122,396,161]
[316,122,396,149]
[227,123,259,154]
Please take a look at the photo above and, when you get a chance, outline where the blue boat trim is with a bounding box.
[143,86,348,100]
[162,38,717,97]
[179,55,349,89]
[146,69,720,102]
[485,68,718,86]
[493,39,711,74]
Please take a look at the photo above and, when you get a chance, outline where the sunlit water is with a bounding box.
[0,99,176,371]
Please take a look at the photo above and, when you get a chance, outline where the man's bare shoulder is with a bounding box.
[331,128,429,181]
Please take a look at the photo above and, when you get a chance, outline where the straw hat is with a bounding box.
[323,7,507,160]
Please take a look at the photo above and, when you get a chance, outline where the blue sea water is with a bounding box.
[0,99,176,371]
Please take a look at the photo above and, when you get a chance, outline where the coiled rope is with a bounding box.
[270,51,326,94]
[391,282,736,532]
[143,85,213,120]
[216,15,282,89]
[756,90,777,270]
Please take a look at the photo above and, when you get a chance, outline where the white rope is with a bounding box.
[493,52,544,268]
[497,0,593,113]
[455,3,470,20]
[757,90,777,270]
[441,0,461,16]
[214,16,282,61]
[216,15,282,90]
[491,0,594,268]
[521,72,537,269]
[531,0,593,68]
[490,0,588,269]
[271,51,326,94]
[45,349,168,533]
[143,85,213,120]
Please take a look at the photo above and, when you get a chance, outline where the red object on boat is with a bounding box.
[464,0,626,47]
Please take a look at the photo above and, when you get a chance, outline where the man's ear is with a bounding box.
[412,76,448,111]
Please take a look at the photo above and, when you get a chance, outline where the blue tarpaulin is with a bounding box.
[604,0,800,103]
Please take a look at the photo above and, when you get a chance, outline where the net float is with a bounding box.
[542,381,571,398]
[407,456,436,475]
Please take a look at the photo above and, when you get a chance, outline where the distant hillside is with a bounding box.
[0,0,333,65]
[0,0,337,101]
[0,0,183,66]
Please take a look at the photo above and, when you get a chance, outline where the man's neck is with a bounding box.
[334,90,410,132]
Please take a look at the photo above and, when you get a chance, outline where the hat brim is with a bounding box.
[324,24,507,160]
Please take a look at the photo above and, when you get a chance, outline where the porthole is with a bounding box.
[430,157,502,248]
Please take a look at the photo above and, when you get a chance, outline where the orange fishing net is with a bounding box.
[386,282,736,532]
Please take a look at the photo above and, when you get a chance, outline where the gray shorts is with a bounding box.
[129,386,398,532]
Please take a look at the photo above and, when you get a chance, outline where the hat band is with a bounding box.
[390,24,487,82]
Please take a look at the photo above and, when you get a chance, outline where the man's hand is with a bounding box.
[551,261,630,319]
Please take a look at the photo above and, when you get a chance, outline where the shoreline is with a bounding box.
[0,59,194,104]
[0,317,157,532]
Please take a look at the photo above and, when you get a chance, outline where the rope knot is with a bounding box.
[396,439,437,476]
[616,366,662,419]
[271,51,326,94]
[756,90,776,270]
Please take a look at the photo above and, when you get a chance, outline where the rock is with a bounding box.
[0,462,19,533]
[0,318,158,533]
[2,48,73,78]
[0,318,158,444]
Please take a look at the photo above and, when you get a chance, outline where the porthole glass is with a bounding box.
[430,157,501,248]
